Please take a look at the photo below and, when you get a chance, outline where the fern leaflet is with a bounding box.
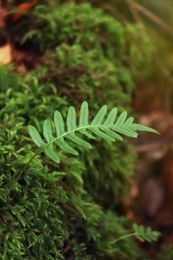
[29,101,159,163]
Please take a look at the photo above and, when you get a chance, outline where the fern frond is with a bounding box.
[109,223,161,245]
[29,101,159,163]
[133,224,161,242]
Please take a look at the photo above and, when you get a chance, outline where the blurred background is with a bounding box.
[116,1,173,258]
[86,0,173,257]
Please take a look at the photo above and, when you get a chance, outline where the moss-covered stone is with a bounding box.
[0,1,154,259]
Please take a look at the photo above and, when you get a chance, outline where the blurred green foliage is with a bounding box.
[158,244,173,260]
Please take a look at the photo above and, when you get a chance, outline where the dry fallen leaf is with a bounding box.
[0,43,12,64]
[12,0,38,23]
[0,6,9,28]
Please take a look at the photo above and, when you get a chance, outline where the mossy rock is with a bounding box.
[0,1,154,259]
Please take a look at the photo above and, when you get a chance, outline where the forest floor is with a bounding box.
[130,84,173,258]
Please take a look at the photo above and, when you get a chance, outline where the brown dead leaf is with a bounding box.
[0,43,12,64]
[0,6,9,28]
[12,0,38,23]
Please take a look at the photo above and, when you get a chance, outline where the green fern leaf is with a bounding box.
[114,111,127,126]
[55,138,78,155]
[44,144,60,164]
[28,125,45,147]
[66,133,92,149]
[103,107,117,126]
[131,123,160,134]
[91,105,107,125]
[43,119,54,142]
[80,129,95,139]
[100,127,123,141]
[67,106,77,131]
[133,224,161,242]
[79,101,89,127]
[89,128,114,141]
[29,101,159,163]
[54,110,65,135]
[124,116,134,126]
[112,125,138,138]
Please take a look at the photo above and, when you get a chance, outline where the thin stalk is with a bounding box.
[109,233,135,245]
[6,148,42,196]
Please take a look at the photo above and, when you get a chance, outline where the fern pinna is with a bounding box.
[29,101,159,163]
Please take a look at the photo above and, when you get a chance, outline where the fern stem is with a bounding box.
[42,124,115,148]
[7,126,88,195]
[109,232,135,244]
[5,148,42,197]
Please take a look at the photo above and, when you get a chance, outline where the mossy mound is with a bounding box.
[0,1,153,259]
